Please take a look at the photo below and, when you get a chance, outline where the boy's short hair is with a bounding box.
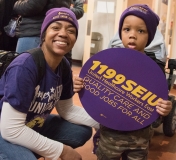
[118,4,160,47]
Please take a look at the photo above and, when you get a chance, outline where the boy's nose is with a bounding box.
[129,31,136,39]
[129,34,136,39]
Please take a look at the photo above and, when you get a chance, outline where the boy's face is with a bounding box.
[121,15,148,53]
[42,20,77,57]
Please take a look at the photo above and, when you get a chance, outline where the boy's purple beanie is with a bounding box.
[41,7,78,40]
[118,4,160,46]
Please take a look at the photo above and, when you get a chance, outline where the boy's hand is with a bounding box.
[73,77,84,93]
[156,99,172,116]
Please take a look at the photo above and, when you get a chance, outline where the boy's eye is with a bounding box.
[138,29,145,33]
[123,28,130,32]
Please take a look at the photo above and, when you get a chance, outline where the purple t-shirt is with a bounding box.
[0,53,73,131]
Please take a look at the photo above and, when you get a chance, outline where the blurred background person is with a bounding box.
[13,0,72,54]
[0,0,17,51]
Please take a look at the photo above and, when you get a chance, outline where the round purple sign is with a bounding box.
[78,48,168,131]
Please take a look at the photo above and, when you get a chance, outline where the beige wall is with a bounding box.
[127,0,153,8]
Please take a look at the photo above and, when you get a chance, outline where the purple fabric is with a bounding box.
[0,53,73,132]
[118,4,160,46]
[41,7,79,39]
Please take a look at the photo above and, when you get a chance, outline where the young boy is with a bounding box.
[74,4,172,160]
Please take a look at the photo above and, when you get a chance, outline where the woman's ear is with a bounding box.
[41,31,46,42]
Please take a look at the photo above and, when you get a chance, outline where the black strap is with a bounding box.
[145,52,166,74]
[27,48,68,85]
[145,52,156,61]
[27,48,46,84]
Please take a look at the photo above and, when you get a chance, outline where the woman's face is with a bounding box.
[42,20,77,58]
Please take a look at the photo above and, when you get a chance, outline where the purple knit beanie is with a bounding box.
[118,4,160,46]
[41,7,79,40]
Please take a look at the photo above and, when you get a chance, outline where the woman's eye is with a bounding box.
[51,25,60,30]
[67,29,76,34]
[53,27,59,30]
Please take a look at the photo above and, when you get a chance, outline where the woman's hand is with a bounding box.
[60,145,82,160]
